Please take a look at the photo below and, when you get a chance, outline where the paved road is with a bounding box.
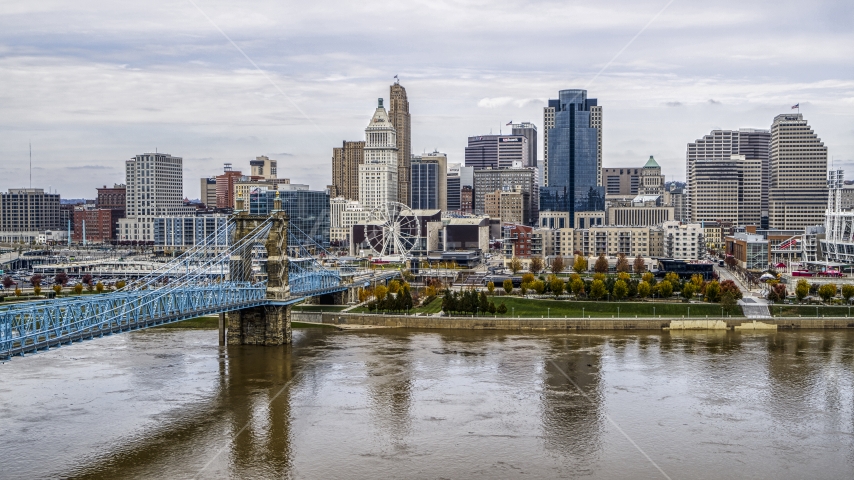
[715,264,758,296]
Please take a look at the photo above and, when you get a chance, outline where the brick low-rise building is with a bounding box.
[73,209,123,243]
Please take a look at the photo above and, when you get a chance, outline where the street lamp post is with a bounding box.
[547,307,550,318]
[688,307,690,318]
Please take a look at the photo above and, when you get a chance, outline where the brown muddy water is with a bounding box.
[1,328,853,479]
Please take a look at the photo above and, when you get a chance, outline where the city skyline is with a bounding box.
[1,0,852,198]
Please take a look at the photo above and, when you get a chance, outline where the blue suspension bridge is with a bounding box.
[0,212,391,360]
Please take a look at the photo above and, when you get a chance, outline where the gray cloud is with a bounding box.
[0,0,852,196]
[64,165,114,170]
[708,99,722,105]
[665,101,683,107]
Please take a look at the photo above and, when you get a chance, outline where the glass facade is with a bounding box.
[154,216,229,248]
[447,176,461,211]
[540,89,604,227]
[249,189,331,247]
[410,161,439,209]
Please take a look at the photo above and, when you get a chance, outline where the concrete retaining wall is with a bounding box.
[292,312,323,323]
[311,313,854,331]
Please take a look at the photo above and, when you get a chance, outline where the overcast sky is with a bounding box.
[1,0,852,199]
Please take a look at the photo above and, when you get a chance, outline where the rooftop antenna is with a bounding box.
[29,142,32,188]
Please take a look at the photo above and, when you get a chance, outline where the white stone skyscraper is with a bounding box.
[768,113,828,229]
[358,98,399,211]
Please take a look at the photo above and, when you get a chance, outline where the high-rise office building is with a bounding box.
[410,151,448,210]
[358,98,398,211]
[389,81,411,206]
[768,113,828,229]
[233,176,291,208]
[215,163,243,209]
[200,178,217,207]
[410,158,440,210]
[118,153,192,243]
[248,188,331,247]
[464,135,529,170]
[485,187,529,225]
[539,89,604,226]
[590,104,603,186]
[668,184,688,223]
[543,100,556,187]
[602,167,641,196]
[638,156,665,196]
[686,128,770,224]
[249,155,277,179]
[692,155,761,226]
[446,175,461,211]
[473,168,537,224]
[0,188,61,232]
[331,140,365,201]
[510,122,537,168]
[543,93,602,187]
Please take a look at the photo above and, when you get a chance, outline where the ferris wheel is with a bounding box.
[365,202,420,258]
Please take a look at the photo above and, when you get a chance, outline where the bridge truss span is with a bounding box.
[1,212,348,360]
[0,283,274,358]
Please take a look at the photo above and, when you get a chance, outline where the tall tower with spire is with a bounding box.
[358,98,399,211]
[389,80,411,206]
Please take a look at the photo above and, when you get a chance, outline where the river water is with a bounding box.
[2,327,854,479]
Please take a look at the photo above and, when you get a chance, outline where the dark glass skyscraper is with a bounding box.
[248,188,330,246]
[410,160,439,209]
[539,89,604,226]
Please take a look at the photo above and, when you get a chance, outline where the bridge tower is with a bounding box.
[224,210,292,346]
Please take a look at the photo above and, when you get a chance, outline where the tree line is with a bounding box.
[491,271,741,310]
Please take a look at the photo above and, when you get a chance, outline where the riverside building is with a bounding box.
[331,141,365,201]
[465,135,530,170]
[389,81,411,206]
[118,153,193,243]
[686,128,770,225]
[358,98,399,211]
[0,188,62,243]
[539,89,604,224]
[768,113,828,230]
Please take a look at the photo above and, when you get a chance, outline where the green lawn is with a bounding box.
[349,296,742,318]
[415,297,443,314]
[770,305,854,317]
[348,297,442,315]
[474,297,742,318]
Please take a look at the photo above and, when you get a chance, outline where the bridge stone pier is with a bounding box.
[224,211,292,346]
